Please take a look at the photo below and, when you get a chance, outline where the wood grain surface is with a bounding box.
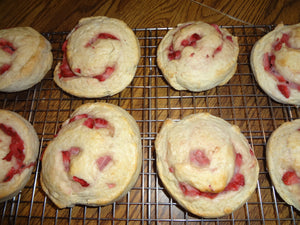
[0,0,300,225]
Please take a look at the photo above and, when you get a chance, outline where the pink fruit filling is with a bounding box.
[96,155,112,171]
[61,147,80,172]
[282,170,300,185]
[72,176,90,187]
[58,40,115,81]
[0,123,35,182]
[85,33,119,48]
[0,38,16,55]
[190,150,210,167]
[179,152,245,199]
[262,33,300,98]
[0,64,11,75]
[181,33,201,47]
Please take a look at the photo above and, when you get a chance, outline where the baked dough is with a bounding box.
[157,21,239,92]
[250,23,300,105]
[267,119,300,210]
[41,102,142,208]
[0,27,53,92]
[54,16,140,98]
[0,109,39,202]
[155,113,259,218]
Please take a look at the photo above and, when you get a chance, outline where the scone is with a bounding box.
[267,119,300,210]
[54,16,140,98]
[41,103,142,208]
[157,21,239,92]
[0,110,39,202]
[0,27,53,92]
[155,113,259,218]
[250,23,300,105]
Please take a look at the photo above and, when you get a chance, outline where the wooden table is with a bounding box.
[0,0,300,224]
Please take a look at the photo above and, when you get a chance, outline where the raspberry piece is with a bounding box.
[282,170,300,185]
[0,64,11,75]
[0,38,16,55]
[190,150,210,167]
[72,176,90,187]
[97,155,112,171]
[277,84,290,98]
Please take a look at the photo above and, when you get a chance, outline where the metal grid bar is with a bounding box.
[0,25,299,225]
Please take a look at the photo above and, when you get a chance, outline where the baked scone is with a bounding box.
[0,27,53,92]
[41,102,142,208]
[0,109,39,202]
[54,16,140,98]
[250,23,300,105]
[267,119,300,210]
[155,113,259,218]
[157,21,239,92]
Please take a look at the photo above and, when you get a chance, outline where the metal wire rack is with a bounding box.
[1,25,300,225]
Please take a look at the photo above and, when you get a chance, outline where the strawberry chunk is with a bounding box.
[0,64,11,75]
[277,84,290,98]
[97,155,112,171]
[181,33,201,47]
[58,40,77,79]
[69,114,89,123]
[0,38,16,55]
[83,118,95,129]
[190,150,210,167]
[282,170,300,185]
[235,153,243,169]
[3,162,35,182]
[168,50,181,60]
[212,44,223,57]
[179,182,218,199]
[226,35,233,42]
[93,66,115,82]
[85,33,119,48]
[72,176,90,187]
[224,173,245,191]
[61,147,80,171]
[94,118,108,129]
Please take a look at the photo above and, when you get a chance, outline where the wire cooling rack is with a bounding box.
[1,25,300,225]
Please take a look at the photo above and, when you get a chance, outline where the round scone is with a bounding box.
[155,113,259,218]
[250,23,300,105]
[54,16,140,98]
[157,21,239,92]
[41,103,142,208]
[267,119,300,210]
[0,27,53,92]
[0,110,39,202]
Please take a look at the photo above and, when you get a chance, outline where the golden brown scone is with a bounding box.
[157,21,239,92]
[267,119,300,210]
[0,110,39,202]
[155,113,259,218]
[41,103,142,208]
[54,16,140,98]
[250,23,300,105]
[0,27,53,92]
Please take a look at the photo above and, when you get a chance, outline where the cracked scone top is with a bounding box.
[54,16,140,98]
[0,27,53,92]
[41,103,142,208]
[157,21,239,92]
[267,119,300,210]
[155,113,259,218]
[250,23,300,105]
[0,110,39,202]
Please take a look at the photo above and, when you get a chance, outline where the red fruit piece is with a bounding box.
[93,66,115,82]
[97,155,112,171]
[83,118,95,129]
[85,33,119,48]
[107,183,116,188]
[0,64,11,75]
[226,35,233,42]
[0,38,16,55]
[224,173,245,191]
[274,33,290,51]
[211,24,222,35]
[94,118,108,129]
[235,153,243,169]
[282,170,300,185]
[190,150,210,167]
[179,182,218,199]
[69,114,89,123]
[3,162,35,182]
[58,40,77,79]
[72,176,90,187]
[277,84,290,98]
[61,147,80,171]
[181,33,201,47]
[212,44,223,57]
